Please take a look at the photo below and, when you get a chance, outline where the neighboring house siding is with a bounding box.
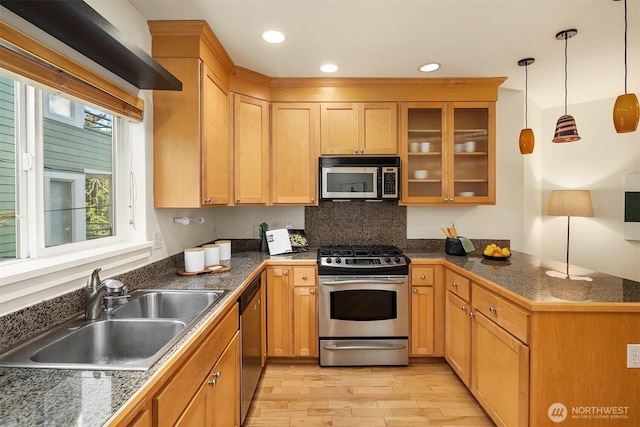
[43,119,112,173]
[0,77,16,259]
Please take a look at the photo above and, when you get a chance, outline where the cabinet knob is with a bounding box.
[208,378,217,386]
[204,197,211,203]
[420,274,426,280]
[302,275,307,280]
[236,198,241,203]
[452,282,458,287]
[311,197,315,203]
[489,306,497,313]
[413,288,418,294]
[461,305,467,311]
[282,270,288,276]
[310,289,315,295]
[469,311,475,317]
[354,148,358,154]
[359,149,364,154]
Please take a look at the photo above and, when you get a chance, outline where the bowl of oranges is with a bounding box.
[482,244,511,260]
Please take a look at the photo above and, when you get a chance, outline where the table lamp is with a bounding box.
[546,190,594,280]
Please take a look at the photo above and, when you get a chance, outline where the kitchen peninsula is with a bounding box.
[0,249,638,427]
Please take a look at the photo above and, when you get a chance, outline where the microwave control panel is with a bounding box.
[382,167,399,198]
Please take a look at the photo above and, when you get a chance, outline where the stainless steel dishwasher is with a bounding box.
[238,274,263,425]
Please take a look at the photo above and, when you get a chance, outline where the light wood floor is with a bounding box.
[244,361,495,426]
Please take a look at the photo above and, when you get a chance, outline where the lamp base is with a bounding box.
[545,270,593,282]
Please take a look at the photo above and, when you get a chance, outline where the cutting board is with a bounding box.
[177,265,231,276]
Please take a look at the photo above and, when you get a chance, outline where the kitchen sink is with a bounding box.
[0,289,228,371]
[112,289,226,319]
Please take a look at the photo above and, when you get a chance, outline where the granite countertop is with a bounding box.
[405,250,640,307]
[1,249,638,426]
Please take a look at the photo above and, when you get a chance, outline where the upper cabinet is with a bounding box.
[320,103,397,155]
[400,102,496,205]
[232,94,269,205]
[150,21,233,208]
[271,103,320,205]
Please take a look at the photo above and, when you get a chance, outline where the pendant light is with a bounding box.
[552,29,581,143]
[613,0,639,133]
[518,58,535,154]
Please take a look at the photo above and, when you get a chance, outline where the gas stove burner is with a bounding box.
[317,245,409,276]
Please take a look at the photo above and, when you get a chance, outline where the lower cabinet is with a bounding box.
[472,312,529,427]
[176,332,240,427]
[266,264,318,358]
[445,290,472,386]
[153,304,240,427]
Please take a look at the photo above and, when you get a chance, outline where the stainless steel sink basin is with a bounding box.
[0,289,228,371]
[113,289,226,319]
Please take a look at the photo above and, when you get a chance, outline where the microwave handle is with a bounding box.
[365,199,383,202]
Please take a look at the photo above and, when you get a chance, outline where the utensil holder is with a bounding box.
[445,238,467,256]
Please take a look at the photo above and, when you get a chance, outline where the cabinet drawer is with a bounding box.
[411,266,434,286]
[445,270,470,301]
[154,304,239,426]
[294,266,317,286]
[472,284,530,344]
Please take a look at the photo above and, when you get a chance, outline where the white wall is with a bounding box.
[407,88,525,250]
[540,98,640,281]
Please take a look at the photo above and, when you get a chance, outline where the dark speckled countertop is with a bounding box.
[0,249,638,426]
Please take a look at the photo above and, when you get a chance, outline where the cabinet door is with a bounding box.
[446,102,495,204]
[210,333,241,427]
[472,312,529,427]
[153,57,203,208]
[271,103,320,205]
[266,267,292,356]
[202,63,231,205]
[410,286,434,355]
[445,291,472,386]
[400,102,447,204]
[359,103,398,154]
[320,103,359,154]
[233,94,269,204]
[293,286,318,357]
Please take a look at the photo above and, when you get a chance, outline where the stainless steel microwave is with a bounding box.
[319,156,400,201]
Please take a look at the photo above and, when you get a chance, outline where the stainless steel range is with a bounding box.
[317,245,410,366]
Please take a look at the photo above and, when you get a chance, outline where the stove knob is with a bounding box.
[325,258,332,264]
[385,257,391,263]
[394,257,401,263]
[335,257,342,264]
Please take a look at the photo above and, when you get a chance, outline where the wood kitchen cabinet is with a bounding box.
[271,103,320,205]
[266,264,318,358]
[153,304,239,427]
[232,94,269,204]
[445,290,472,386]
[176,333,240,427]
[320,103,397,155]
[410,265,436,356]
[150,22,231,208]
[400,102,495,205]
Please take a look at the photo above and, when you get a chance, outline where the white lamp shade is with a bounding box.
[547,190,594,217]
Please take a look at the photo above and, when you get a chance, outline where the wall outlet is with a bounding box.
[628,344,640,368]
[152,231,164,250]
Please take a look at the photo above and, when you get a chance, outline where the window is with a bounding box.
[0,72,117,261]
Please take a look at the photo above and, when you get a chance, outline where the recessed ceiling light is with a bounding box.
[419,63,441,73]
[320,64,339,73]
[262,30,285,44]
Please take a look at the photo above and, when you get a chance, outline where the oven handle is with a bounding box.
[323,343,406,351]
[321,278,406,285]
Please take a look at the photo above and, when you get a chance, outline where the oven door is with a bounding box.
[318,276,408,338]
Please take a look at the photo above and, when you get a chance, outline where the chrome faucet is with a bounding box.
[85,268,129,319]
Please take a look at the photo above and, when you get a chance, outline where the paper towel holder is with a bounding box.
[173,216,205,225]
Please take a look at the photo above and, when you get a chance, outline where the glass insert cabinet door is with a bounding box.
[401,102,495,205]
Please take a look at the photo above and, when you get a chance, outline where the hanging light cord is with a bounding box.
[623,0,628,94]
[563,33,568,115]
[524,63,529,128]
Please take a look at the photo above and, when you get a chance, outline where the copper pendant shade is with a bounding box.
[613,0,639,133]
[553,29,581,143]
[518,58,535,154]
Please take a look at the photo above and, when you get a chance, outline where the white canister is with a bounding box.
[216,240,231,260]
[203,244,220,266]
[409,142,420,152]
[184,248,205,272]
